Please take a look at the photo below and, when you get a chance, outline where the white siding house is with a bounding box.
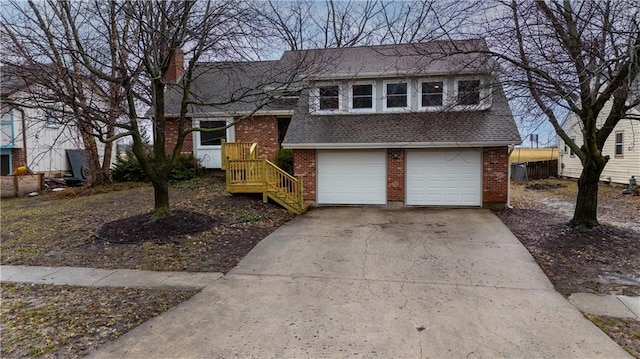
[1,65,117,177]
[558,102,640,185]
[1,104,86,175]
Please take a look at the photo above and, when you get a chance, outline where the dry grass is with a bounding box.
[0,176,293,272]
[587,315,640,358]
[1,282,196,358]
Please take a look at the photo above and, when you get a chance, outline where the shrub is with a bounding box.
[111,151,203,182]
[274,148,294,175]
[111,150,147,182]
[169,154,203,182]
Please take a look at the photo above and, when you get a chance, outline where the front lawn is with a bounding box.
[495,178,640,357]
[0,176,294,272]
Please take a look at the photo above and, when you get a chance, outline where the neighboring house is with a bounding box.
[510,148,558,163]
[0,64,113,177]
[163,39,522,208]
[558,102,640,185]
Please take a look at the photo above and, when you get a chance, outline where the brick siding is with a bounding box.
[235,116,279,161]
[293,149,316,201]
[482,146,509,205]
[11,148,26,170]
[387,148,405,201]
[164,118,193,155]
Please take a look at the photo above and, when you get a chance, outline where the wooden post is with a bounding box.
[221,139,226,170]
[12,175,18,197]
[297,175,304,208]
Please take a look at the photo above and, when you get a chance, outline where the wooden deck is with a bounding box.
[222,141,308,214]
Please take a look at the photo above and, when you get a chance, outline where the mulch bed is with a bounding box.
[496,208,640,297]
[95,210,215,244]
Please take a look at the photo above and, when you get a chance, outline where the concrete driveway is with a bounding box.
[90,208,630,358]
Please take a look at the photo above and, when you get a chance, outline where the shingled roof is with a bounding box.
[280,38,497,80]
[1,64,33,98]
[163,60,302,116]
[282,85,521,148]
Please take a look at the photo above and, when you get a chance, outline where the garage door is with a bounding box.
[406,149,482,206]
[317,150,386,205]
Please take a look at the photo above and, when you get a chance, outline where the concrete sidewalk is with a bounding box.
[3,266,636,320]
[570,293,640,319]
[0,265,222,290]
[86,208,632,359]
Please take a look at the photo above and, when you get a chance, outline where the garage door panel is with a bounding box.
[317,150,386,205]
[406,150,481,206]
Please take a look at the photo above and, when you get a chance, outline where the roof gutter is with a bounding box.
[164,110,295,118]
[307,70,493,81]
[283,141,521,150]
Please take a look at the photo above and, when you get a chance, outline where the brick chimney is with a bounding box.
[165,49,184,83]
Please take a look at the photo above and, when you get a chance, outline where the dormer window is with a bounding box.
[319,85,340,110]
[420,81,444,108]
[384,81,410,111]
[457,80,481,106]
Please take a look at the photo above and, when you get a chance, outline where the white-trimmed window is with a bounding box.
[383,81,410,111]
[569,138,575,157]
[457,79,481,106]
[615,132,624,156]
[350,83,375,111]
[45,110,60,128]
[198,120,227,146]
[419,80,445,108]
[318,85,340,110]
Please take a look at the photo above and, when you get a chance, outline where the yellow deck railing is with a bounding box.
[222,141,306,214]
[221,139,258,170]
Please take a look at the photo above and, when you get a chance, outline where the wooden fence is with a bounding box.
[511,160,558,182]
[0,174,44,198]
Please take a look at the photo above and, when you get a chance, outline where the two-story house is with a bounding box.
[1,64,116,178]
[163,39,522,208]
[558,94,640,185]
[1,64,80,176]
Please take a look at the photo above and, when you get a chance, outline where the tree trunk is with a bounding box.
[79,129,108,186]
[571,157,605,228]
[152,179,171,219]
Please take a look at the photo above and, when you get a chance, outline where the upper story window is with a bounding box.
[384,81,410,111]
[351,83,374,110]
[457,79,481,106]
[45,110,61,128]
[319,85,340,110]
[420,81,445,108]
[569,138,575,157]
[615,132,624,156]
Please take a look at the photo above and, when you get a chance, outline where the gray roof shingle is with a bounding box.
[280,39,497,80]
[163,39,520,146]
[282,86,521,147]
[164,60,304,116]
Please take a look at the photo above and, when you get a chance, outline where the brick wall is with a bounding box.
[165,50,184,83]
[293,149,316,201]
[482,146,509,206]
[164,118,193,155]
[11,148,26,170]
[387,148,405,201]
[235,116,279,161]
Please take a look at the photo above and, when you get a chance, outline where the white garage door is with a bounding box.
[406,149,482,206]
[317,150,386,205]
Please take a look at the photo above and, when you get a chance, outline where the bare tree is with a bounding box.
[3,0,306,218]
[258,0,480,50]
[1,2,122,185]
[258,0,387,50]
[470,0,640,227]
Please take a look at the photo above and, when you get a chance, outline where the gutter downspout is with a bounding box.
[507,145,515,209]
